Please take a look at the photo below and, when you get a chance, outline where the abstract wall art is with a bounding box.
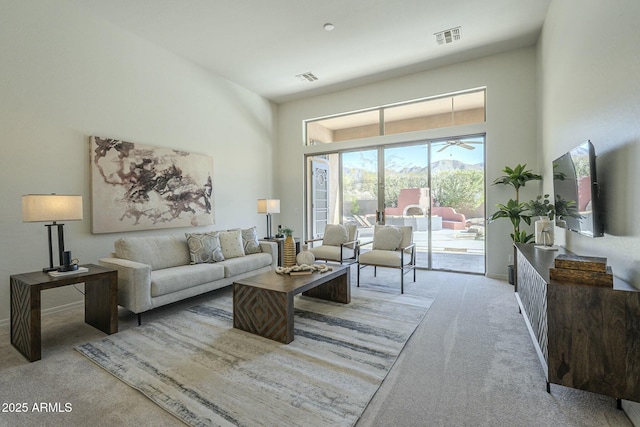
[91,136,214,233]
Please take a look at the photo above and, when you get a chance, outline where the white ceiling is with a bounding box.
[68,0,551,104]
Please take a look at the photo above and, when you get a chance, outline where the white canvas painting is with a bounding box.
[91,136,214,233]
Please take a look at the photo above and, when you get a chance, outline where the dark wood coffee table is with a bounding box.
[233,265,350,343]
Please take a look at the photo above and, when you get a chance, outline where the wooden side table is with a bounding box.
[10,264,118,362]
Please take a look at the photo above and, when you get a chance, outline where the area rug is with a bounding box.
[75,287,435,427]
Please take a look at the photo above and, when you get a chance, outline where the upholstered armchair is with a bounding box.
[357,225,416,293]
[305,224,359,265]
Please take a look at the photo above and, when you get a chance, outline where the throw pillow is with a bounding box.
[230,226,262,255]
[322,224,349,246]
[218,229,245,259]
[373,226,403,251]
[185,232,225,264]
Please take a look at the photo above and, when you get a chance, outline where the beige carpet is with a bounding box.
[75,287,434,426]
[0,268,633,426]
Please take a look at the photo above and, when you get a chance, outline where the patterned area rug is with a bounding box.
[76,287,435,427]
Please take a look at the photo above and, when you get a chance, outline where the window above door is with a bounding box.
[305,88,485,146]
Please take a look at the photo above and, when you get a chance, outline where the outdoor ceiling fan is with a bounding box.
[436,140,478,152]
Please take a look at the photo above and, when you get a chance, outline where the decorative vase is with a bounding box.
[535,217,554,246]
[283,235,297,267]
[296,244,315,265]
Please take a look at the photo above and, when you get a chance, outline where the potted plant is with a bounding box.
[489,164,542,285]
[525,194,555,246]
[489,164,542,243]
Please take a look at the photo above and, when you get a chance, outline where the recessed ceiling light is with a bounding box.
[323,23,335,31]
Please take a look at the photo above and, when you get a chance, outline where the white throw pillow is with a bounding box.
[218,230,245,259]
[373,226,403,251]
[323,224,349,246]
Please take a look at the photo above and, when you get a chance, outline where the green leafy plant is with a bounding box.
[489,164,542,243]
[526,194,555,220]
[280,226,294,237]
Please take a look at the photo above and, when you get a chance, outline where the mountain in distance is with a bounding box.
[392,159,484,175]
[344,159,484,181]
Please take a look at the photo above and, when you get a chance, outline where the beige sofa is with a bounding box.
[99,229,277,323]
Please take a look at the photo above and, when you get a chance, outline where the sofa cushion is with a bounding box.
[309,245,355,261]
[150,264,225,297]
[185,232,225,264]
[219,253,272,277]
[231,226,262,255]
[323,224,349,246]
[115,236,190,270]
[218,229,245,259]
[358,249,403,267]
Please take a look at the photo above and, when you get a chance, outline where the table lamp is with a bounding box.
[22,194,83,272]
[257,198,280,239]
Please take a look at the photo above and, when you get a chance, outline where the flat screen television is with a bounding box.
[552,140,603,237]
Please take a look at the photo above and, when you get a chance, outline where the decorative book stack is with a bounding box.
[549,254,613,287]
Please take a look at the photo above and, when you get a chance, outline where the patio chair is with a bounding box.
[305,224,359,265]
[357,225,416,293]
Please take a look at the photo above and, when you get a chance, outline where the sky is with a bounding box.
[342,137,484,172]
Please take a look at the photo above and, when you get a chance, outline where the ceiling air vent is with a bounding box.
[296,72,319,83]
[435,27,462,45]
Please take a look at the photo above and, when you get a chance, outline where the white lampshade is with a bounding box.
[22,194,83,222]
[257,199,280,214]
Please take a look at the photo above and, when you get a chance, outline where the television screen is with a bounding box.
[552,140,603,237]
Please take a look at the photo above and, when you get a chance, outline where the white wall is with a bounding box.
[0,1,278,322]
[277,47,539,279]
[539,0,640,422]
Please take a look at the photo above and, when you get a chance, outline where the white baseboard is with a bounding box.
[623,400,640,427]
[0,301,84,330]
[486,272,509,281]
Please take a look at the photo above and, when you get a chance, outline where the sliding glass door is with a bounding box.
[306,135,485,274]
[430,137,485,273]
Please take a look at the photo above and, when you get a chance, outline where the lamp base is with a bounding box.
[42,266,58,273]
[57,264,79,273]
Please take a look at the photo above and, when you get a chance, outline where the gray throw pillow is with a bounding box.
[230,226,262,255]
[185,232,225,264]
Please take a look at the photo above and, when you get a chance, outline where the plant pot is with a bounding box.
[534,217,554,246]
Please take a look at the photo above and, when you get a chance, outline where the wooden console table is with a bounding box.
[514,243,640,405]
[10,264,118,362]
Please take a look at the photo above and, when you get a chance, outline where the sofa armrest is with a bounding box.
[259,241,278,269]
[98,257,152,314]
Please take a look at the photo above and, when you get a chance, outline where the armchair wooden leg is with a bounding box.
[401,268,404,294]
[357,264,360,287]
